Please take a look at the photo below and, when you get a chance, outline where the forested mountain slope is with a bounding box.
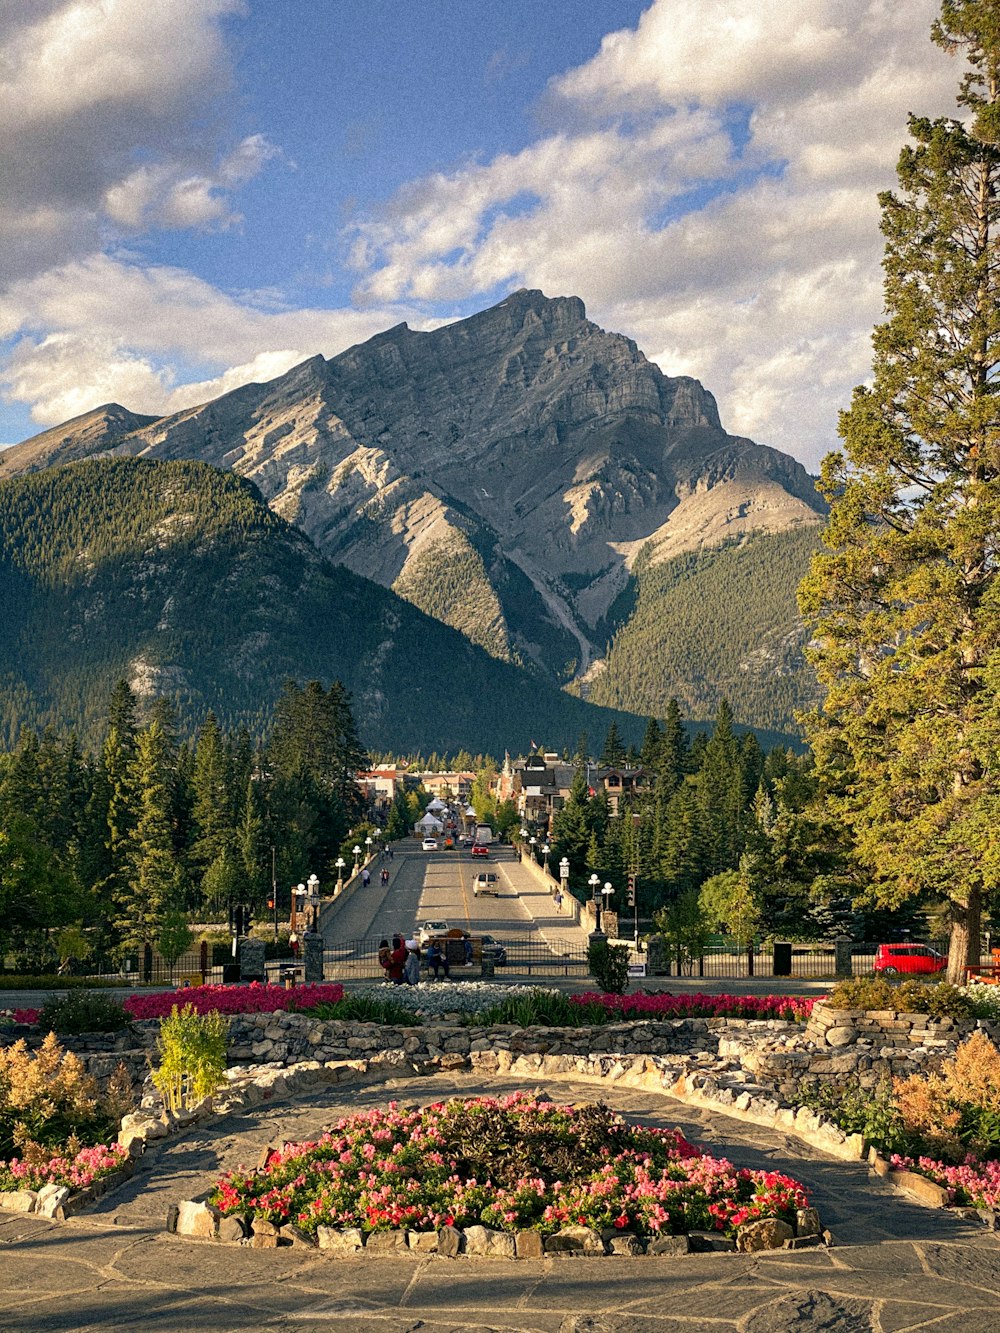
[0,457,664,754]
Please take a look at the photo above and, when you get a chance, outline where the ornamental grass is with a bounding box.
[209,1093,810,1239]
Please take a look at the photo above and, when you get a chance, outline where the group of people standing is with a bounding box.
[377,934,456,983]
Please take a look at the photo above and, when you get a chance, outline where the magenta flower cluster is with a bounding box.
[120,981,346,1021]
[570,992,815,1021]
[0,1141,129,1192]
[210,1092,810,1238]
[890,1152,1000,1209]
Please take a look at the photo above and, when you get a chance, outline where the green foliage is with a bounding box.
[36,990,130,1036]
[653,889,712,970]
[466,990,608,1028]
[392,532,511,661]
[307,994,419,1025]
[158,912,194,967]
[0,455,646,757]
[699,870,762,948]
[152,1004,229,1112]
[800,1076,916,1158]
[587,938,630,994]
[826,977,976,1021]
[591,529,821,736]
[798,8,1000,981]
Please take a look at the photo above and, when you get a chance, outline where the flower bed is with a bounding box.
[209,1092,811,1242]
[888,1153,1000,1209]
[0,1142,130,1193]
[122,982,345,1021]
[571,992,815,1022]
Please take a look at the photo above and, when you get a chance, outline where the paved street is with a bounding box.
[319,843,589,963]
[0,1070,998,1332]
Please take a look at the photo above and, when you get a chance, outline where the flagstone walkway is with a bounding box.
[0,1071,997,1332]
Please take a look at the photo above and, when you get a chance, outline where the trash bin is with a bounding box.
[222,963,240,984]
[773,941,792,977]
[481,954,495,979]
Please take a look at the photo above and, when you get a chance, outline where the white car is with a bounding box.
[421,837,438,850]
[417,920,449,944]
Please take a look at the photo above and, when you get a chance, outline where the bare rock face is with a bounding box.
[2,290,823,692]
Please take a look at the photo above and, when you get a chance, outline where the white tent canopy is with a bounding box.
[415,813,444,833]
[426,797,447,811]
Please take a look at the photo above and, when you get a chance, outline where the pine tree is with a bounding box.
[799,2,1000,981]
[599,722,627,767]
[116,721,179,951]
[191,713,234,874]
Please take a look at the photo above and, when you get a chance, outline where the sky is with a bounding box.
[0,0,960,469]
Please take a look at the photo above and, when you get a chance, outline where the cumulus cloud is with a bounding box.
[0,254,421,424]
[347,0,957,467]
[0,0,255,280]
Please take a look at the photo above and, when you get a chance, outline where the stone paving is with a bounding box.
[1,1072,998,1332]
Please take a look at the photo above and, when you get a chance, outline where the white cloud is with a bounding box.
[0,0,257,281]
[346,0,957,468]
[0,254,422,424]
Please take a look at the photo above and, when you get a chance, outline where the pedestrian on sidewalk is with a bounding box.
[362,867,371,888]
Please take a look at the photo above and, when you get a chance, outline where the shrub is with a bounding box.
[895,1031,1000,1162]
[0,1032,120,1159]
[123,981,344,1020]
[572,991,814,1021]
[152,1005,229,1112]
[826,977,975,1020]
[467,991,609,1028]
[800,1075,916,1158]
[307,993,419,1026]
[36,990,130,1036]
[588,938,630,994]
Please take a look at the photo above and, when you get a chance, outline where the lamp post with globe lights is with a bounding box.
[335,857,346,895]
[306,873,320,932]
[365,834,373,863]
[542,842,551,877]
[352,844,361,874]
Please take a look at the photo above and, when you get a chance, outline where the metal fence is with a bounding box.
[322,935,590,981]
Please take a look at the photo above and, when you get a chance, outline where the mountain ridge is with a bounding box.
[2,291,825,730]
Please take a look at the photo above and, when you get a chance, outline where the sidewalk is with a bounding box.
[494,849,592,952]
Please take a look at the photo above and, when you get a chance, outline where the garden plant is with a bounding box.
[209,1092,811,1241]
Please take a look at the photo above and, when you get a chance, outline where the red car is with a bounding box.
[873,943,947,977]
[470,843,489,858]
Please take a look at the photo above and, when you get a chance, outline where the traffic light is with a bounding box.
[626,873,636,907]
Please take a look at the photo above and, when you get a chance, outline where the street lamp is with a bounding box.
[542,842,550,876]
[588,872,600,935]
[291,882,306,936]
[529,834,537,863]
[307,873,320,931]
[365,834,373,861]
[601,881,614,935]
[335,856,346,895]
[352,844,362,873]
[520,827,528,843]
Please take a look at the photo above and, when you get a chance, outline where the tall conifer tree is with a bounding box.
[799,2,1000,979]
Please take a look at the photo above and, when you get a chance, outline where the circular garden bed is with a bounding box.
[207,1092,820,1255]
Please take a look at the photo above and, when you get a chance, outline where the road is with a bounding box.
[317,842,588,976]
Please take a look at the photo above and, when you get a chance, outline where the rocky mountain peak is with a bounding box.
[1,290,823,700]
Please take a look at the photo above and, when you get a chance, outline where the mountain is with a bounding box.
[2,290,825,730]
[0,456,678,755]
[588,528,821,733]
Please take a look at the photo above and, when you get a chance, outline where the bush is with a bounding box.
[36,990,130,1036]
[800,1075,916,1158]
[308,993,419,1026]
[0,1032,126,1160]
[895,1031,1000,1162]
[467,991,609,1028]
[826,977,975,1020]
[152,1005,229,1112]
[588,938,630,994]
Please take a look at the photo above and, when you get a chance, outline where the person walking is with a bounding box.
[380,867,389,887]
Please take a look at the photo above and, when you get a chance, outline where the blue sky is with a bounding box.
[0,1,956,465]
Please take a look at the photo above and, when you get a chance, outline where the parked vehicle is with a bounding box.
[421,837,438,850]
[480,934,507,966]
[418,919,450,944]
[474,872,499,897]
[475,823,494,845]
[470,843,489,858]
[873,943,947,976]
